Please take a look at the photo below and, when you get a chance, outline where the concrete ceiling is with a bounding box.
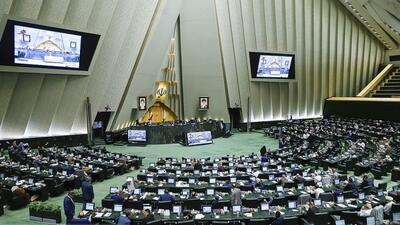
[339,0,400,50]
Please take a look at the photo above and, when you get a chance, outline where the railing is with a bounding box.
[357,64,395,97]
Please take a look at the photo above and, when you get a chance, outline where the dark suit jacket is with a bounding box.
[81,181,94,202]
[63,196,75,218]
[159,193,175,202]
[271,216,284,225]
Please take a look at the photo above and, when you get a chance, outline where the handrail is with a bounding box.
[357,64,394,97]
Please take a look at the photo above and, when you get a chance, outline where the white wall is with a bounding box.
[214,0,385,122]
[0,0,386,139]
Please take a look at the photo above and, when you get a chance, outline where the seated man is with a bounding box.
[143,209,155,224]
[159,190,175,202]
[359,202,373,217]
[115,209,132,225]
[305,201,319,221]
[271,211,284,225]
[111,191,126,204]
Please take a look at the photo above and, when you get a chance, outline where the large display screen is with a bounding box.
[128,130,147,143]
[186,131,213,146]
[249,51,295,80]
[14,25,81,68]
[0,19,100,72]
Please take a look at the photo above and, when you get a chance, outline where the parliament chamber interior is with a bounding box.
[0,0,400,225]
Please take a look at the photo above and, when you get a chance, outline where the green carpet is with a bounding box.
[0,132,277,225]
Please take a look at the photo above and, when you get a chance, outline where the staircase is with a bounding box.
[371,67,400,97]
[93,137,106,146]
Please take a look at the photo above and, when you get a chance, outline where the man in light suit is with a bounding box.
[63,191,75,225]
[231,184,242,206]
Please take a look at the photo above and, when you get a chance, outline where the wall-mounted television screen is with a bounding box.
[249,51,295,81]
[128,130,147,143]
[186,131,213,146]
[0,19,100,72]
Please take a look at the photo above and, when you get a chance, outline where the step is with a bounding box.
[379,86,400,90]
[375,90,400,94]
[386,80,400,84]
[372,93,400,98]
[372,94,399,97]
[383,83,400,87]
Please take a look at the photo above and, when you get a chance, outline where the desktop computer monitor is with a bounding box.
[366,216,375,225]
[28,178,34,184]
[176,170,182,175]
[114,204,123,212]
[202,206,212,214]
[314,199,322,207]
[143,205,152,212]
[212,169,218,174]
[209,178,216,184]
[173,205,182,215]
[194,170,200,175]
[229,169,235,174]
[269,175,275,180]
[393,212,400,221]
[335,220,345,225]
[276,186,283,192]
[85,203,94,211]
[297,183,304,190]
[230,177,237,183]
[232,205,241,213]
[189,178,195,184]
[168,178,175,184]
[288,201,297,209]
[134,188,141,195]
[182,189,190,196]
[359,193,365,200]
[207,189,215,195]
[110,186,119,194]
[147,177,154,183]
[337,195,344,204]
[377,189,383,197]
[158,189,165,195]
[260,203,269,211]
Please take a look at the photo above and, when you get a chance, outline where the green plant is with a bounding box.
[28,201,41,211]
[30,201,61,213]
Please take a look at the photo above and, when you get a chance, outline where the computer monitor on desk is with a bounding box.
[85,203,94,211]
[393,212,400,221]
[288,201,297,209]
[173,205,182,215]
[110,186,119,194]
[202,206,212,214]
[260,203,269,211]
[335,220,345,225]
[232,205,241,213]
[114,204,123,212]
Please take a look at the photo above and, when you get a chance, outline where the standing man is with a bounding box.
[81,177,94,209]
[63,191,75,225]
[231,184,242,206]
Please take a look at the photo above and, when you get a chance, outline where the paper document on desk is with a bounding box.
[195,214,205,219]
[337,204,346,208]
[104,212,112,217]
[348,204,357,208]
[94,213,104,218]
[244,213,253,217]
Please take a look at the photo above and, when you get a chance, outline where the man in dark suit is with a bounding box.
[81,177,94,209]
[271,211,284,225]
[143,209,155,224]
[63,191,75,225]
[159,190,175,202]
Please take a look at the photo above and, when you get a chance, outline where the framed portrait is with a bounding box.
[138,96,147,111]
[199,97,209,110]
[23,34,31,42]
[70,41,76,48]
